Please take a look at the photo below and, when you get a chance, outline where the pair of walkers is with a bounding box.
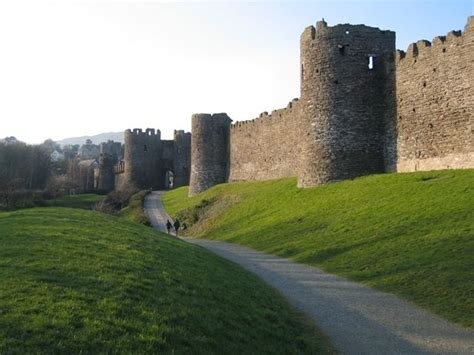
[166,219,181,236]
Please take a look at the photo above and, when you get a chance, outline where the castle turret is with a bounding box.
[189,113,231,196]
[173,130,192,188]
[98,153,115,192]
[124,128,162,189]
[298,21,396,187]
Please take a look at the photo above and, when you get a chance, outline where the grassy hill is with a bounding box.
[45,193,105,209]
[163,170,474,327]
[0,207,332,353]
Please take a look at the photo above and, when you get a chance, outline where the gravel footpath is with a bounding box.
[145,191,474,354]
[144,191,175,235]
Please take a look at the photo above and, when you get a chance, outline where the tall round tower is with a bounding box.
[189,113,232,196]
[173,130,192,188]
[97,153,115,192]
[297,20,396,187]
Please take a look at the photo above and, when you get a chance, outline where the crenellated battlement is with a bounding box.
[121,126,191,190]
[188,16,473,194]
[301,19,394,50]
[396,19,471,64]
[191,16,472,194]
[231,99,300,130]
[395,16,472,173]
[125,128,161,138]
[174,129,189,138]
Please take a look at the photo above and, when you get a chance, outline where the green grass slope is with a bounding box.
[46,194,104,209]
[0,208,332,353]
[163,170,474,327]
[118,190,151,225]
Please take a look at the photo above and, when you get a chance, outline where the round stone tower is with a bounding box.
[97,153,115,192]
[173,130,192,188]
[297,20,396,187]
[189,113,232,196]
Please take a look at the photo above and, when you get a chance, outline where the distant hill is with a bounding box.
[56,132,124,146]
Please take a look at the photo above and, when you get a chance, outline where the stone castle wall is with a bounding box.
[394,17,474,172]
[227,21,397,186]
[123,128,163,190]
[189,17,473,196]
[117,128,191,191]
[229,99,302,181]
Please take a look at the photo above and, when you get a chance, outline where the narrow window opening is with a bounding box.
[144,144,148,152]
[368,56,375,70]
[301,64,305,80]
[338,45,346,55]
[423,81,427,87]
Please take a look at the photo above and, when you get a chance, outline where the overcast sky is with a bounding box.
[0,0,472,144]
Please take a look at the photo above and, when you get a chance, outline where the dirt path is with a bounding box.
[145,191,474,354]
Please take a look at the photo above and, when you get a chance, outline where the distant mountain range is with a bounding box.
[56,132,124,146]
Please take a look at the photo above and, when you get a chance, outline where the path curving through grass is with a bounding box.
[150,172,474,354]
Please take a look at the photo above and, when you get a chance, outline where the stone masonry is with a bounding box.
[394,18,473,172]
[189,17,473,196]
[114,128,191,191]
[189,114,231,196]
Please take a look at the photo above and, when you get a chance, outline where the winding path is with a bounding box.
[145,191,474,354]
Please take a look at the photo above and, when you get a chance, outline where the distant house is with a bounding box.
[50,150,64,162]
[78,140,100,160]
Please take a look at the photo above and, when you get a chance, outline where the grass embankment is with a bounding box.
[163,170,474,327]
[0,207,332,353]
[118,190,150,225]
[47,191,150,225]
[46,194,105,210]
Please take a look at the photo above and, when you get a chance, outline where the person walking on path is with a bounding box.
[144,191,474,354]
[173,219,181,236]
[166,220,172,234]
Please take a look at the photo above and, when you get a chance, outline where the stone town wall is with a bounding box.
[118,128,191,191]
[229,99,302,181]
[394,17,474,172]
[190,17,473,195]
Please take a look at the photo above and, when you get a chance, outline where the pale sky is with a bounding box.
[0,0,472,144]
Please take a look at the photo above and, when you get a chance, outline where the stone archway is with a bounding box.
[164,170,174,189]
